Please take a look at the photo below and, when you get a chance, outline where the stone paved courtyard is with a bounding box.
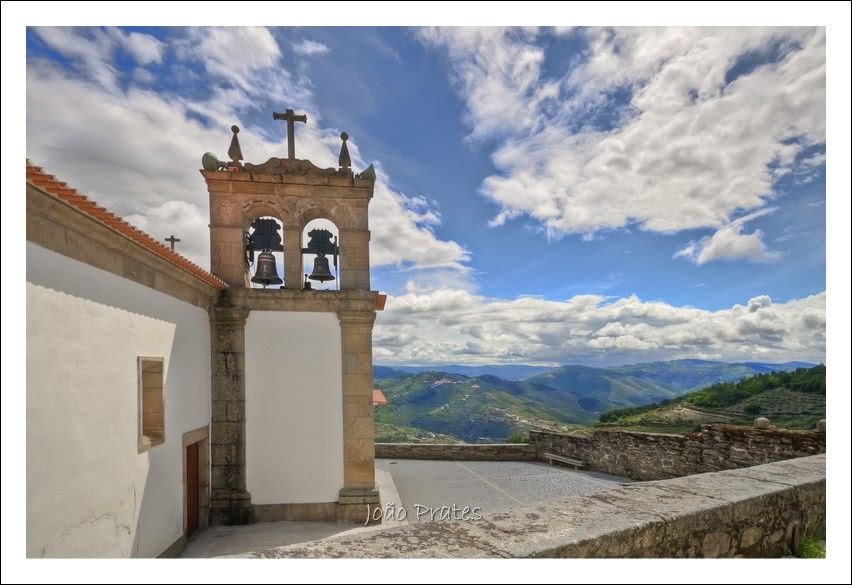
[375,459,628,522]
[182,459,627,557]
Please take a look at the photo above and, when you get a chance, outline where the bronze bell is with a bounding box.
[251,250,283,287]
[308,254,335,282]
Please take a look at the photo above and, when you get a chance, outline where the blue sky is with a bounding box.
[23,24,830,366]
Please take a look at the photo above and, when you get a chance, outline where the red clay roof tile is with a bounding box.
[27,162,226,289]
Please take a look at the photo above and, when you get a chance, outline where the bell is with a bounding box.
[308,254,335,282]
[251,250,283,287]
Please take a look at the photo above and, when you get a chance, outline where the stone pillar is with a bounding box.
[282,226,302,290]
[210,224,247,287]
[338,228,371,291]
[337,309,380,523]
[209,303,254,525]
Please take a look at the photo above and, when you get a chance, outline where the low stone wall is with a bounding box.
[265,455,825,558]
[529,425,825,480]
[375,443,536,461]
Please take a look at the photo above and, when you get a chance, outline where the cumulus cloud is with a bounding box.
[421,27,825,239]
[374,289,826,366]
[291,40,330,56]
[747,295,772,313]
[674,208,781,265]
[27,27,468,273]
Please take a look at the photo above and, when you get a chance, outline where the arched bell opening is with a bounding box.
[301,218,340,291]
[246,215,285,289]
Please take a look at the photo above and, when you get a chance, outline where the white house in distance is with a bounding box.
[26,123,386,558]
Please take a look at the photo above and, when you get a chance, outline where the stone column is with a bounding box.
[209,304,254,525]
[282,225,302,290]
[336,309,380,523]
[210,224,248,287]
[338,228,371,291]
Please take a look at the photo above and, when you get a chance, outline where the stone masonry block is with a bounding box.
[342,395,373,419]
[211,421,244,446]
[211,374,245,401]
[344,415,375,440]
[342,353,373,375]
[342,373,373,396]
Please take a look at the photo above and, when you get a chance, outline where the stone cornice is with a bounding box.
[218,287,380,314]
[27,183,219,309]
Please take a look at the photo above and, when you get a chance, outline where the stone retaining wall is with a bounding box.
[265,455,825,558]
[375,443,536,461]
[529,425,825,480]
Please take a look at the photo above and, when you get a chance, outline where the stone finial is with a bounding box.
[228,125,244,165]
[754,417,771,428]
[338,132,351,170]
[816,419,826,432]
[357,164,376,182]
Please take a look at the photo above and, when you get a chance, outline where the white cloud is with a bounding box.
[674,208,781,265]
[419,27,550,142]
[132,67,156,85]
[421,27,825,239]
[175,27,281,92]
[32,27,165,92]
[291,40,330,56]
[369,168,470,270]
[375,289,825,366]
[33,27,119,91]
[26,27,468,275]
[110,29,164,65]
[747,295,772,313]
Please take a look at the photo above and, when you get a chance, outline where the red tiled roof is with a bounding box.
[27,162,226,289]
[372,389,388,406]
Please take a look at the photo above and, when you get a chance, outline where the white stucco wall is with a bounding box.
[26,242,211,558]
[245,311,344,504]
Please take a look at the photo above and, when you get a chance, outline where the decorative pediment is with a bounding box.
[244,157,345,177]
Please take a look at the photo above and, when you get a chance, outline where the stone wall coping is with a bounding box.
[264,454,825,559]
[218,287,381,313]
[375,443,537,461]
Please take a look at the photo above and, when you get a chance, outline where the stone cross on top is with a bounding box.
[272,108,307,159]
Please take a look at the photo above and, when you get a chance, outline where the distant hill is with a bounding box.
[376,359,815,387]
[609,359,817,391]
[374,365,407,380]
[374,372,589,443]
[373,359,819,442]
[598,364,826,432]
[374,364,554,381]
[525,365,681,412]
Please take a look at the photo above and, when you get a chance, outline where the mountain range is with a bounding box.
[373,359,816,443]
[374,364,554,381]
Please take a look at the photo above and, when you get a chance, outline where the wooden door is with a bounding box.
[186,442,199,537]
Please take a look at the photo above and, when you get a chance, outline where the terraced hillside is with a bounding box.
[597,365,826,433]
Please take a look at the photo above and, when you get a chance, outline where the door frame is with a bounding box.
[182,426,210,537]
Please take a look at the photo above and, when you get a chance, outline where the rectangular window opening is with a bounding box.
[138,357,165,452]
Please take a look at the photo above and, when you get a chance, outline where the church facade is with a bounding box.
[26,121,384,557]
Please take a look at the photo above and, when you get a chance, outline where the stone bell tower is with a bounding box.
[201,113,382,525]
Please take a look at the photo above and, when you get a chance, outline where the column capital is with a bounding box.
[210,306,250,323]
[337,309,375,325]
